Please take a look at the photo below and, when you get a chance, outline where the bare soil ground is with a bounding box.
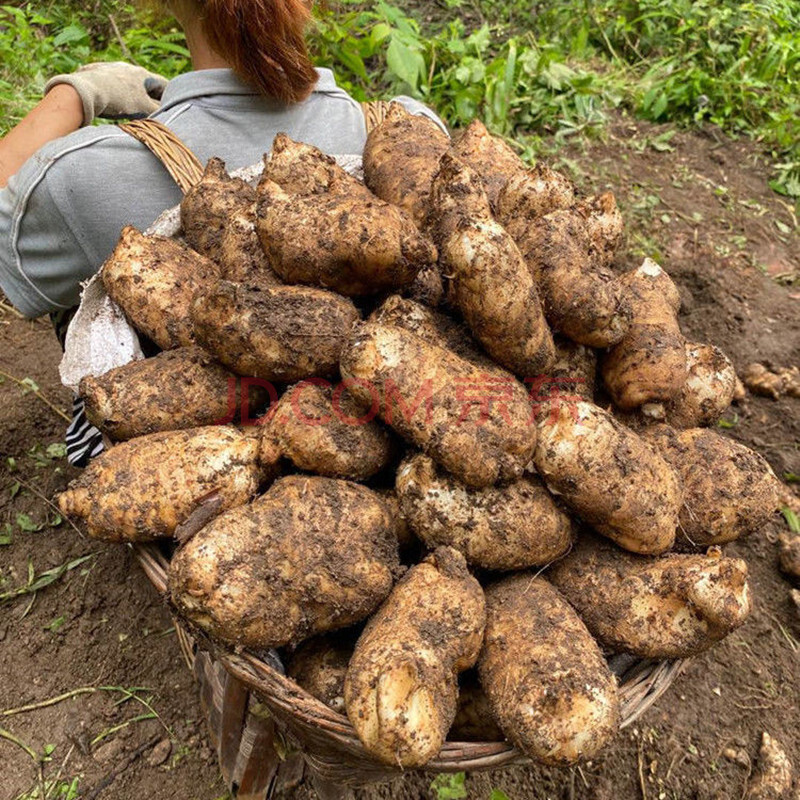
[1,116,798,800]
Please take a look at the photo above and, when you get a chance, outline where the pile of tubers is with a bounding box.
[59,107,783,770]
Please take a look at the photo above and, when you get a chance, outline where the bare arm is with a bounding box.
[0,62,169,189]
[0,85,84,188]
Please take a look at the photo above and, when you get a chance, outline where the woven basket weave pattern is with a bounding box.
[135,542,685,790]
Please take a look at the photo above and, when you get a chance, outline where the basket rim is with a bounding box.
[132,541,688,771]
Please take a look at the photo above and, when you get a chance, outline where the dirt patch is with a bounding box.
[1,115,799,800]
[0,317,225,799]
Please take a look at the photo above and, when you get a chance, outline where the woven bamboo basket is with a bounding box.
[117,113,688,798]
[133,542,685,798]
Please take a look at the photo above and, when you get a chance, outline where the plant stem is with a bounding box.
[0,369,70,423]
[3,688,98,717]
[0,727,38,761]
[10,477,85,539]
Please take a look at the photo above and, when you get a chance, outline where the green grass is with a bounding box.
[314,0,800,197]
[0,3,189,129]
[1,0,798,200]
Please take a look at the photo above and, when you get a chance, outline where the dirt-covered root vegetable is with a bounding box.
[779,533,800,581]
[102,226,219,350]
[396,453,573,571]
[263,135,437,295]
[741,362,800,400]
[340,318,536,488]
[601,259,687,410]
[478,575,620,766]
[642,425,781,547]
[287,634,354,715]
[344,547,486,767]
[746,733,794,800]
[430,153,555,376]
[547,336,597,401]
[170,476,400,649]
[406,262,445,308]
[548,533,752,658]
[180,158,256,263]
[263,133,372,199]
[533,399,681,554]
[79,346,267,441]
[191,280,359,382]
[267,380,396,480]
[218,203,282,286]
[450,675,504,742]
[576,192,624,266]
[256,177,435,297]
[362,103,450,229]
[58,425,279,542]
[369,295,507,377]
[495,164,575,222]
[449,119,525,211]
[501,207,632,348]
[374,489,417,553]
[643,342,737,427]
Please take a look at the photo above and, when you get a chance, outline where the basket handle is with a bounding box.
[121,101,392,196]
[120,118,204,195]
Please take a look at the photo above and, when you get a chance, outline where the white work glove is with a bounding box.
[44,62,169,127]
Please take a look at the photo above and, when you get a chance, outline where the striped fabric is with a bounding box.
[65,396,105,467]
[50,308,104,468]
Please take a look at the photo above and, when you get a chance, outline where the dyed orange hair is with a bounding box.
[201,0,318,103]
[150,0,318,103]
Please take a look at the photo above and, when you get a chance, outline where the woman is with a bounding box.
[0,0,441,318]
[0,0,440,463]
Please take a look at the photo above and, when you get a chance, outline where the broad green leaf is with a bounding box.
[386,36,425,92]
[369,22,393,49]
[430,772,467,800]
[46,442,68,460]
[16,513,42,533]
[53,25,87,47]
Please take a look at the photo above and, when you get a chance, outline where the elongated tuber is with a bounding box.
[430,153,555,376]
[170,476,400,649]
[257,176,435,296]
[548,533,752,658]
[602,258,687,409]
[340,313,536,488]
[363,103,450,229]
[192,280,359,381]
[345,547,485,767]
[102,226,218,350]
[58,425,279,542]
[396,453,573,571]
[642,425,781,546]
[495,164,575,222]
[576,192,624,266]
[533,399,681,554]
[499,205,631,348]
[268,380,396,480]
[449,119,526,210]
[287,634,355,715]
[218,202,282,286]
[79,346,265,441]
[643,342,737,427]
[478,574,620,765]
[181,158,256,263]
